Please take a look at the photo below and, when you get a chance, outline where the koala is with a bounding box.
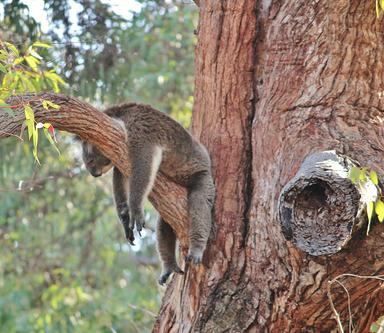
[78,103,215,284]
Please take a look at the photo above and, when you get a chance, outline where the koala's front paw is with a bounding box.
[129,210,145,235]
[158,265,184,285]
[118,204,135,244]
[185,248,204,265]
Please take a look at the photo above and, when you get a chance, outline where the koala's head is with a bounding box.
[79,140,113,177]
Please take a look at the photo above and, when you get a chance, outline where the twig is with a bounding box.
[333,279,353,333]
[327,281,345,333]
[0,130,23,140]
[126,303,157,318]
[327,273,384,333]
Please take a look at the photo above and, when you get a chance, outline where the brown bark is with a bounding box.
[0,93,189,247]
[154,1,384,332]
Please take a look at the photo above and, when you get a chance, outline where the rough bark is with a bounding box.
[154,0,384,332]
[0,93,189,247]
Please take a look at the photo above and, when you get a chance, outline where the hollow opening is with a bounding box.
[296,181,329,210]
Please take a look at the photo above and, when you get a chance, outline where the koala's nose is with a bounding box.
[91,170,102,177]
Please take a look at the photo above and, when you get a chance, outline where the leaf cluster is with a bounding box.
[0,40,64,162]
[349,167,383,234]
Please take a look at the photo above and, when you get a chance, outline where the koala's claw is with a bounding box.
[129,211,145,235]
[185,251,203,265]
[158,266,184,285]
[124,227,135,245]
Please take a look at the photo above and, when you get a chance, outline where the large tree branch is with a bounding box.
[0,92,189,246]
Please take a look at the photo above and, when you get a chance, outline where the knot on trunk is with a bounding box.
[278,150,374,256]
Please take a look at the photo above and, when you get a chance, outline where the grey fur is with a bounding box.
[79,103,215,284]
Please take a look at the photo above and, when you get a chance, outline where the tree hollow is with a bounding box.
[278,150,372,256]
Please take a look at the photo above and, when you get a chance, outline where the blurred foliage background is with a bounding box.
[0,0,197,332]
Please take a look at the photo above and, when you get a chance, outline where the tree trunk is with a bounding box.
[154,1,384,332]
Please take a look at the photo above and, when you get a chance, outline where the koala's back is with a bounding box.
[104,103,211,185]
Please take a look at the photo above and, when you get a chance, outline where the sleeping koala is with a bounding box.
[78,103,215,284]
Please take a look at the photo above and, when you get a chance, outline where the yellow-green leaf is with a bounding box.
[377,0,380,17]
[44,100,60,109]
[25,56,40,71]
[370,170,379,185]
[42,100,49,109]
[349,166,360,184]
[25,118,34,140]
[24,105,34,121]
[376,200,384,222]
[44,71,66,85]
[0,50,7,61]
[4,42,19,56]
[20,76,37,92]
[13,57,24,65]
[359,169,367,182]
[32,42,51,48]
[29,49,42,60]
[32,126,40,164]
[0,63,7,74]
[44,127,60,155]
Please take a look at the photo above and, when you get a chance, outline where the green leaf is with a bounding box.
[20,76,37,92]
[370,170,379,185]
[359,169,367,182]
[4,42,19,56]
[349,166,360,184]
[25,56,40,71]
[371,316,384,333]
[367,201,374,235]
[24,105,35,140]
[32,42,51,48]
[375,200,384,223]
[43,127,60,156]
[24,105,34,121]
[32,126,40,164]
[377,0,380,17]
[25,119,34,140]
[380,0,384,10]
[41,100,60,110]
[44,71,66,85]
[13,57,24,65]
[0,50,7,61]
[0,63,7,74]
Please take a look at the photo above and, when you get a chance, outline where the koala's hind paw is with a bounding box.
[129,210,145,234]
[124,227,135,245]
[158,266,184,285]
[185,250,203,265]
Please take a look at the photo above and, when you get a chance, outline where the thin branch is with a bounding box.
[0,130,23,140]
[126,303,157,318]
[0,168,81,193]
[327,281,345,333]
[333,279,353,333]
[327,273,384,333]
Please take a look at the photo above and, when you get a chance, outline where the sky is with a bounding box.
[19,0,143,32]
